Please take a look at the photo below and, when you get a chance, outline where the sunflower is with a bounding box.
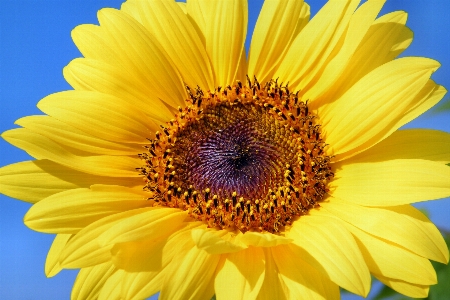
[1,0,450,299]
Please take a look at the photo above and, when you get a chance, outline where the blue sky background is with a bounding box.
[0,1,449,299]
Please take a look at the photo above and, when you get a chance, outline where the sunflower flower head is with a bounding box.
[2,0,450,299]
[140,78,334,233]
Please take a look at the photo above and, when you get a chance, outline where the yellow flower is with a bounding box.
[1,0,450,299]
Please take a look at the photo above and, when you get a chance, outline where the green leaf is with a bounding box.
[371,231,450,300]
[430,97,450,115]
[372,284,411,300]
[429,233,450,300]
[418,207,431,219]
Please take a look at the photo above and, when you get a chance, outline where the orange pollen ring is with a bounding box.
[137,77,334,233]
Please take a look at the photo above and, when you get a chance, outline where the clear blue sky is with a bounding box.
[1,1,449,299]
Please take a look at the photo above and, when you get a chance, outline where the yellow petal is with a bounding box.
[348,224,437,285]
[97,7,186,107]
[98,269,124,300]
[177,2,187,14]
[330,159,450,206]
[288,213,370,296]
[63,58,173,123]
[215,247,265,300]
[114,222,205,294]
[71,262,116,300]
[375,274,430,298]
[235,46,248,84]
[121,269,164,300]
[345,129,450,164]
[248,0,305,83]
[398,81,447,127]
[237,231,293,248]
[98,207,187,246]
[24,185,149,234]
[45,234,71,278]
[38,90,154,144]
[71,23,117,65]
[160,246,219,300]
[110,237,166,272]
[304,0,386,101]
[2,128,141,177]
[320,57,439,159]
[121,0,214,91]
[185,0,210,44]
[203,0,248,86]
[0,160,139,204]
[162,221,204,260]
[59,208,149,269]
[322,201,449,263]
[276,0,359,91]
[336,80,446,162]
[191,228,247,254]
[291,2,310,38]
[312,11,412,108]
[72,9,187,107]
[16,115,144,156]
[271,245,340,300]
[256,248,288,300]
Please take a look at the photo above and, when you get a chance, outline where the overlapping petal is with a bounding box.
[120,270,165,300]
[276,0,360,91]
[59,208,150,268]
[121,0,214,91]
[98,269,124,300]
[63,58,174,123]
[160,246,219,300]
[310,10,412,108]
[321,201,449,263]
[320,57,441,160]
[0,160,140,203]
[238,231,292,248]
[288,213,370,296]
[98,207,187,246]
[2,129,141,177]
[257,248,288,300]
[199,0,248,86]
[72,8,187,107]
[191,228,247,254]
[16,115,144,156]
[330,159,450,206]
[334,80,446,161]
[38,91,155,144]
[24,185,149,234]
[248,0,305,83]
[375,275,429,298]
[72,262,116,300]
[345,129,450,164]
[215,247,265,300]
[303,0,386,102]
[272,245,340,300]
[348,224,437,285]
[45,234,72,278]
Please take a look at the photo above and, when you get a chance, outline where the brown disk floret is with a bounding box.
[137,77,334,233]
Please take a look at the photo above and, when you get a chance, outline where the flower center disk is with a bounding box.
[139,78,334,233]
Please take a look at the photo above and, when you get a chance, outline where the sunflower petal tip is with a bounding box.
[23,215,36,231]
[428,58,441,71]
[443,246,450,264]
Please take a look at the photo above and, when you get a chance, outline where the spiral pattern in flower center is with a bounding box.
[138,78,334,233]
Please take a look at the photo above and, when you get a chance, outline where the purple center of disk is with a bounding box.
[173,103,292,199]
